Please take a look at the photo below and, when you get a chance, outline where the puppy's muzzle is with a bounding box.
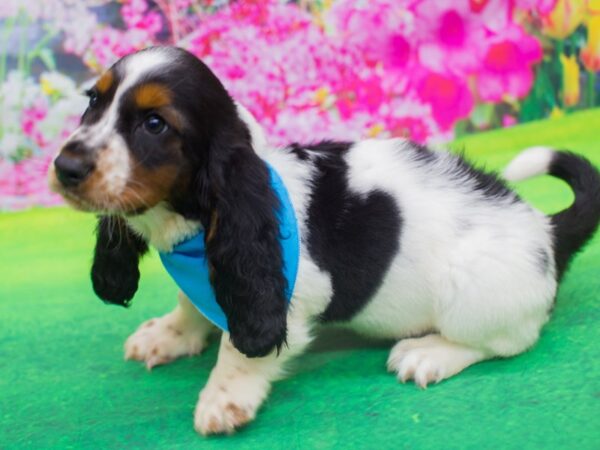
[54,141,95,188]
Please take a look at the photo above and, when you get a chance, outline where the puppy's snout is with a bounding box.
[54,143,94,188]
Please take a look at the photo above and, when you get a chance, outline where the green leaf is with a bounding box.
[38,48,56,71]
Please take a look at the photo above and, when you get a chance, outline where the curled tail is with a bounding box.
[504,146,600,279]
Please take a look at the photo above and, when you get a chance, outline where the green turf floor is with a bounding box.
[1,109,600,449]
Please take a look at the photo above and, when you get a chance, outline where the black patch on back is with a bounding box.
[411,143,438,163]
[451,154,517,201]
[534,248,551,275]
[289,143,310,161]
[408,144,515,202]
[303,141,402,322]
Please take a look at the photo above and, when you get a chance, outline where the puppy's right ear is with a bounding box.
[91,216,148,306]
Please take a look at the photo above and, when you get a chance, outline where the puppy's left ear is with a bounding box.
[204,127,288,358]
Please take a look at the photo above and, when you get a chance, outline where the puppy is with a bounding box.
[49,46,600,435]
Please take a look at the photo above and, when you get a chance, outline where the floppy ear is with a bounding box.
[91,215,148,306]
[204,128,288,358]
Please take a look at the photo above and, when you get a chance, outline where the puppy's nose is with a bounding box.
[54,154,94,188]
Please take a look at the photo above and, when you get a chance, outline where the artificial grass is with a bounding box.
[1,109,600,449]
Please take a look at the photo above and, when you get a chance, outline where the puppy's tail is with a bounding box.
[504,146,600,279]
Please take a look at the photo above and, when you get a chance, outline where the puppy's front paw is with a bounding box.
[124,315,207,369]
[194,372,269,435]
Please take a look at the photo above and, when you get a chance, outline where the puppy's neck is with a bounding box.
[127,203,201,252]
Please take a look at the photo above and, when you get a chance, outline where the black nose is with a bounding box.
[54,154,94,188]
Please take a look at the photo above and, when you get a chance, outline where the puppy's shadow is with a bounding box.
[309,327,391,353]
[283,328,392,378]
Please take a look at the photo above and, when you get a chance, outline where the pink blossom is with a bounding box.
[477,26,542,101]
[502,114,518,127]
[416,72,474,130]
[413,0,488,76]
[472,0,514,33]
[327,0,415,68]
[515,0,558,14]
[122,0,163,35]
[21,104,49,148]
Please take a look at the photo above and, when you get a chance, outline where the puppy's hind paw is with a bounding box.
[387,334,485,388]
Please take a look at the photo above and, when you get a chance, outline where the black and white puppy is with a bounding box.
[49,46,600,435]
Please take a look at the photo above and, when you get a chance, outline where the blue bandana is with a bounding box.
[159,164,300,331]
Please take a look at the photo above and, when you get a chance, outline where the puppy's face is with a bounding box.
[49,47,236,215]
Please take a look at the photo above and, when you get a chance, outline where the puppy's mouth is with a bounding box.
[48,165,134,215]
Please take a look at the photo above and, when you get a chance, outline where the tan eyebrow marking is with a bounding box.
[133,83,171,109]
[96,70,114,93]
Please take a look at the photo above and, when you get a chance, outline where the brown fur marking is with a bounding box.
[206,211,218,242]
[225,403,250,426]
[206,417,222,434]
[167,324,183,336]
[119,164,179,211]
[96,71,113,93]
[134,83,171,109]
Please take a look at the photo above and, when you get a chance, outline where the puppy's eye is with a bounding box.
[87,90,99,108]
[144,114,168,135]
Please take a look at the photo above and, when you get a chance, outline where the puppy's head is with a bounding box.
[51,47,288,358]
[49,46,243,216]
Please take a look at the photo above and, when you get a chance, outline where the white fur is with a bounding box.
[123,109,560,435]
[503,146,555,182]
[127,202,201,252]
[387,334,486,388]
[96,135,131,197]
[124,291,214,369]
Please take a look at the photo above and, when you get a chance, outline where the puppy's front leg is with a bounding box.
[125,291,214,369]
[194,314,311,435]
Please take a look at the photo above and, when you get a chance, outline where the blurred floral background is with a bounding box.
[0,0,599,210]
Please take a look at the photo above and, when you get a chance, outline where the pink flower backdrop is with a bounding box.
[1,0,599,210]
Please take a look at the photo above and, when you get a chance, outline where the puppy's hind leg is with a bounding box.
[387,334,487,388]
[124,291,215,369]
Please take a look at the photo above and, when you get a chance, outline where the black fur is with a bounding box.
[289,143,310,161]
[91,216,148,306]
[301,142,402,322]
[549,151,600,279]
[204,125,288,358]
[410,143,438,163]
[535,248,551,275]
[410,145,516,201]
[451,154,517,201]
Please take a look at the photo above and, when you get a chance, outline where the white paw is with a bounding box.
[387,335,484,388]
[124,315,207,369]
[194,373,269,435]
